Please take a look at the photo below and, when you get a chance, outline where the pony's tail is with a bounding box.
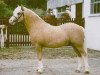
[83,28,87,54]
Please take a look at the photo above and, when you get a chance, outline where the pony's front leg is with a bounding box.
[36,45,44,73]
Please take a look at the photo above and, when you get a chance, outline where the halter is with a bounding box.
[12,6,26,26]
[13,12,24,23]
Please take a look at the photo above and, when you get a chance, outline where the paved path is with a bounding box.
[0,58,100,75]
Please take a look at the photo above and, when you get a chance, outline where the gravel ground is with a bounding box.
[0,46,100,75]
[0,58,100,75]
[0,46,100,59]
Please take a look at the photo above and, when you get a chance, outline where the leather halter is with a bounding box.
[13,12,24,23]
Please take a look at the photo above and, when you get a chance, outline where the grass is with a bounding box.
[0,46,100,59]
[0,47,36,59]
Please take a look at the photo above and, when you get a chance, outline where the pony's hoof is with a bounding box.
[84,71,90,74]
[37,68,43,74]
[75,70,81,73]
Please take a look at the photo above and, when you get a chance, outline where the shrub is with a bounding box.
[33,8,46,17]
[0,0,7,18]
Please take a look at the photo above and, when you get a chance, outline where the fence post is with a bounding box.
[6,26,9,48]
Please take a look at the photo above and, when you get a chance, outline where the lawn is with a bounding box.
[0,46,100,59]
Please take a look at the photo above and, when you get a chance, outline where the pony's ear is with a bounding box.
[21,5,24,11]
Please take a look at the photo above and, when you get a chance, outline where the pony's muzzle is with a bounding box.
[9,17,16,25]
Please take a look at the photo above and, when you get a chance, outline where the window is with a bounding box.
[57,6,71,18]
[57,6,70,13]
[58,7,62,12]
[62,6,67,12]
[91,0,100,14]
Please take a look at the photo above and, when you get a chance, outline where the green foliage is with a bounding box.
[4,8,13,17]
[27,0,47,10]
[0,0,13,18]
[33,8,46,17]
[0,0,47,18]
[0,0,7,8]
[0,0,7,18]
[9,22,28,34]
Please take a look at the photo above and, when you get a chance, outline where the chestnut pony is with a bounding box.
[9,6,90,74]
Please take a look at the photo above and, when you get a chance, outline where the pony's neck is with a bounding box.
[23,7,45,31]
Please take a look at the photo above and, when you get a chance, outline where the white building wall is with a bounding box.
[84,0,100,50]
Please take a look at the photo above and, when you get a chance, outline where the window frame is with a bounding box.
[57,6,71,18]
[90,0,100,14]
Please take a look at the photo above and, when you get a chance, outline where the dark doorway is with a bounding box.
[75,3,84,27]
[76,3,82,19]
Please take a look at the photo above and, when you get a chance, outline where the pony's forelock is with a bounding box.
[13,6,22,14]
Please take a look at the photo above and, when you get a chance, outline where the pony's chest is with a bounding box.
[29,32,44,44]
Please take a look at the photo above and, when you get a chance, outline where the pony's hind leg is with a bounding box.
[36,45,44,74]
[75,46,90,74]
[73,46,83,73]
[82,51,90,74]
[76,57,83,73]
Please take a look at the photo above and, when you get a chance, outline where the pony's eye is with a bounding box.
[17,12,21,15]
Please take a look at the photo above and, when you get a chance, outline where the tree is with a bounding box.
[0,0,47,18]
[3,0,47,10]
[33,8,46,17]
[0,0,7,18]
[27,0,47,10]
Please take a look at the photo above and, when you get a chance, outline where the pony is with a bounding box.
[9,6,90,74]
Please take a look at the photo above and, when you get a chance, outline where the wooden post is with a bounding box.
[6,26,9,48]
[0,25,6,48]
